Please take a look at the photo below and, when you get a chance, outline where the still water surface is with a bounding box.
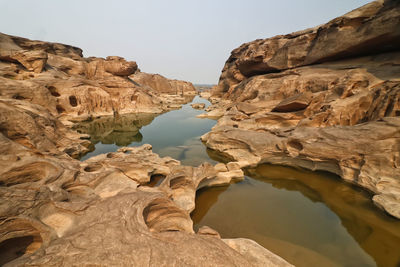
[77,96,217,166]
[78,96,400,267]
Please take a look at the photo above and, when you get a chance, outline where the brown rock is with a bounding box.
[197,226,221,238]
[131,71,197,95]
[103,56,137,76]
[271,92,311,112]
[0,31,288,265]
[191,103,206,110]
[0,32,198,122]
[0,50,48,73]
[213,0,400,97]
[204,1,400,219]
[223,239,293,267]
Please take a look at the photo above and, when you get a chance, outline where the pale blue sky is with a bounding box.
[0,0,371,84]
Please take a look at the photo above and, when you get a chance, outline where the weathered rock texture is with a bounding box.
[203,0,400,218]
[0,32,196,123]
[212,0,400,96]
[131,72,196,96]
[0,33,290,265]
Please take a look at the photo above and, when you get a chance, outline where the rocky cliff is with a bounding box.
[202,0,400,219]
[0,33,290,265]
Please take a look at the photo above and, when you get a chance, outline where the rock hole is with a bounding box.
[106,152,118,158]
[69,96,78,107]
[145,174,166,187]
[287,139,304,151]
[46,86,60,97]
[56,105,65,114]
[84,163,102,172]
[0,236,42,265]
[142,198,191,233]
[0,220,43,266]
[12,94,26,100]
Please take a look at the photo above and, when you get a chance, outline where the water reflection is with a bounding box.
[77,96,218,165]
[75,113,155,146]
[192,164,400,267]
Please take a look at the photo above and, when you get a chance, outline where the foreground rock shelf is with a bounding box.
[202,0,400,219]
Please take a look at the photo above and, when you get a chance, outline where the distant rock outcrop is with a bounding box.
[203,0,400,218]
[130,72,196,96]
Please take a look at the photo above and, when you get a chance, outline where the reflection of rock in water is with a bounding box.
[157,137,218,167]
[247,164,400,267]
[74,113,157,146]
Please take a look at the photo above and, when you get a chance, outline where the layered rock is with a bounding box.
[202,0,400,218]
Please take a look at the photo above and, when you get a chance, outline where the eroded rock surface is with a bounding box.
[0,32,197,123]
[0,32,289,265]
[131,72,196,96]
[212,0,400,96]
[203,0,400,218]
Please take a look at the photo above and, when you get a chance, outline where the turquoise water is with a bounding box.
[77,95,400,267]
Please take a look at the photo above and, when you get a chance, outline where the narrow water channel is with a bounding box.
[77,96,217,166]
[77,96,400,267]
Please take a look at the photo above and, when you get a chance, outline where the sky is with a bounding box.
[0,0,371,84]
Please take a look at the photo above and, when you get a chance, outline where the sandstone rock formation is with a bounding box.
[202,0,400,218]
[191,103,206,110]
[212,0,400,97]
[131,72,196,96]
[0,32,290,265]
[0,32,196,124]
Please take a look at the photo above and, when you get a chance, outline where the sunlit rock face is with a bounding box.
[212,0,400,97]
[202,0,400,218]
[0,32,197,123]
[0,32,291,266]
[130,72,197,96]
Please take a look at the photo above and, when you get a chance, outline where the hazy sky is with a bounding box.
[0,0,371,84]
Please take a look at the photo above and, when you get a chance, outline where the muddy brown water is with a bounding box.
[78,96,400,267]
